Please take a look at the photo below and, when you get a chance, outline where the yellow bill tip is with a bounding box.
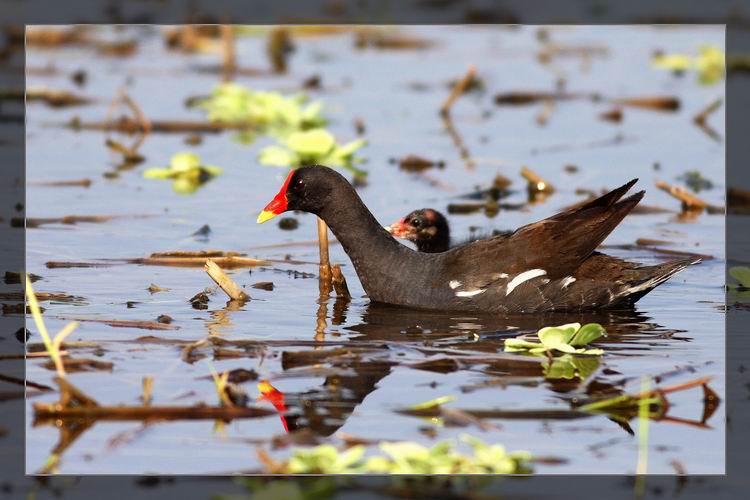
[256,210,277,224]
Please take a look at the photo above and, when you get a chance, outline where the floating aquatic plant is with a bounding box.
[542,354,601,380]
[728,266,750,299]
[197,83,326,142]
[259,128,367,176]
[679,170,714,192]
[504,322,606,356]
[729,266,750,289]
[143,152,222,194]
[652,45,725,85]
[280,434,532,474]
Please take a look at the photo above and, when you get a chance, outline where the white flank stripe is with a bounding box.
[561,276,576,288]
[456,289,486,297]
[449,280,462,289]
[506,269,547,296]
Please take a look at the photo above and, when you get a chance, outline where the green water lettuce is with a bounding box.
[281,435,532,474]
[542,354,601,380]
[504,322,606,356]
[143,152,222,194]
[652,45,725,85]
[259,129,367,175]
[197,83,326,141]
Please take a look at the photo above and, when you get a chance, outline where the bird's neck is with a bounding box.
[316,185,420,300]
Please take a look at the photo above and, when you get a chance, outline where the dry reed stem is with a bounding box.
[331,264,351,299]
[317,217,332,294]
[205,259,249,301]
[440,65,476,117]
[521,166,555,193]
[655,180,709,210]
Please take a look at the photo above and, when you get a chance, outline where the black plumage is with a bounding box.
[258,166,699,313]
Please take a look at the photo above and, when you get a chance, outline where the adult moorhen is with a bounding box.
[257,166,698,313]
[386,208,510,253]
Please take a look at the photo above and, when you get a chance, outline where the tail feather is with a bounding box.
[575,178,639,213]
[621,257,700,304]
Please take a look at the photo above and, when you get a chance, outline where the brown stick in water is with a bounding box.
[205,259,250,302]
[655,180,709,211]
[440,65,476,117]
[317,217,332,295]
[521,166,555,193]
[331,264,351,299]
[220,25,236,82]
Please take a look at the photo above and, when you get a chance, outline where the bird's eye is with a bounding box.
[410,218,420,227]
[294,178,304,190]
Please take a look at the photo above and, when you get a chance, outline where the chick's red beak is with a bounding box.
[257,170,294,224]
[386,218,411,238]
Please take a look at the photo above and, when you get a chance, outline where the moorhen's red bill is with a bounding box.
[257,166,699,313]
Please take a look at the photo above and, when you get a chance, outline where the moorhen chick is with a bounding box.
[257,166,698,313]
[386,208,510,253]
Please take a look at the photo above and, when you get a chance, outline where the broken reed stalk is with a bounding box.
[442,116,475,171]
[440,65,476,117]
[317,217,332,294]
[693,97,722,125]
[521,166,554,194]
[34,376,274,422]
[536,99,555,126]
[65,116,254,134]
[142,376,153,406]
[220,24,236,81]
[25,276,78,379]
[204,259,250,302]
[655,180,709,211]
[635,377,651,496]
[121,93,151,134]
[210,367,233,407]
[331,264,351,299]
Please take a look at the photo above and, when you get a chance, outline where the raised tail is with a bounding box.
[619,257,701,305]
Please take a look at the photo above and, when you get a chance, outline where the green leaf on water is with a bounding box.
[538,323,579,348]
[409,395,455,410]
[287,129,336,157]
[143,152,222,195]
[258,145,295,167]
[729,266,750,288]
[503,322,606,356]
[569,323,606,346]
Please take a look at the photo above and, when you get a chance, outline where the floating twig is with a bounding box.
[521,166,555,195]
[440,65,476,117]
[693,97,722,142]
[33,378,275,422]
[63,116,254,134]
[655,180,709,211]
[4,87,93,108]
[693,97,722,126]
[442,116,475,171]
[535,98,555,126]
[599,108,623,123]
[57,318,179,331]
[612,96,679,112]
[30,178,93,188]
[205,259,250,302]
[494,91,595,105]
[220,25,236,81]
[19,213,154,229]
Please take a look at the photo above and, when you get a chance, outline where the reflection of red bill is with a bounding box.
[258,379,289,432]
